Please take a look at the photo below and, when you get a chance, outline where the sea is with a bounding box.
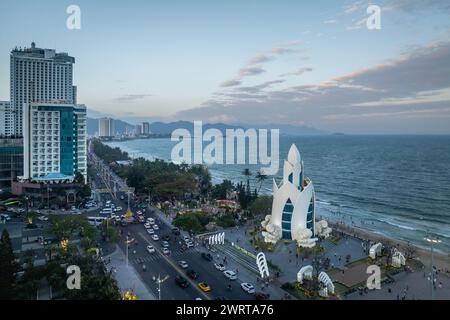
[105,135,450,253]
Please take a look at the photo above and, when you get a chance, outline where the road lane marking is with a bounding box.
[137,231,211,300]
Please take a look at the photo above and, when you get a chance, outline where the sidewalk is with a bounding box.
[105,244,156,300]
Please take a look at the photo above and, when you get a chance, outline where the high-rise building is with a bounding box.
[98,117,115,137]
[20,102,87,183]
[0,138,23,191]
[135,124,142,136]
[0,101,14,136]
[142,122,150,135]
[10,42,76,136]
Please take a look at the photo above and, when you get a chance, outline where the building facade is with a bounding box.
[0,138,23,191]
[21,102,87,183]
[10,42,76,136]
[134,124,142,136]
[98,117,115,137]
[261,144,317,248]
[0,101,14,136]
[142,122,150,135]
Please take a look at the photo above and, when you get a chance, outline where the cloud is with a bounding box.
[324,19,338,24]
[174,41,450,133]
[115,94,152,102]
[220,79,241,87]
[248,54,273,65]
[280,67,313,77]
[238,66,266,77]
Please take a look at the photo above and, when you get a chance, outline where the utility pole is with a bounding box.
[424,235,441,300]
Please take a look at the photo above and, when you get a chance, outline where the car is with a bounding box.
[175,276,189,288]
[241,283,255,294]
[214,263,226,271]
[162,248,170,255]
[0,214,11,221]
[144,222,151,229]
[172,227,180,235]
[115,206,122,211]
[186,269,199,280]
[146,245,155,253]
[186,241,194,248]
[183,235,190,242]
[178,260,189,269]
[198,282,211,292]
[254,292,270,300]
[152,234,159,241]
[147,218,155,224]
[152,224,159,230]
[162,234,171,241]
[137,210,142,215]
[201,252,213,261]
[223,270,237,280]
[37,215,48,221]
[147,228,154,235]
[162,241,169,248]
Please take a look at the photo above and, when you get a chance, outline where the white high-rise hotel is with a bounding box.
[14,43,87,183]
[10,42,76,136]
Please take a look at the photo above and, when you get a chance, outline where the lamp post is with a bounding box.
[126,235,129,267]
[424,235,441,300]
[156,274,169,300]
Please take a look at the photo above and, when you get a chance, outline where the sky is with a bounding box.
[0,0,450,134]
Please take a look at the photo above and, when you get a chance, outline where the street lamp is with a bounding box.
[156,274,169,300]
[424,235,441,300]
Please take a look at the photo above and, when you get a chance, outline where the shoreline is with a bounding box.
[103,140,449,269]
[328,221,450,270]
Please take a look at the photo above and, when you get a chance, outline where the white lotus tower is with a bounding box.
[261,144,318,248]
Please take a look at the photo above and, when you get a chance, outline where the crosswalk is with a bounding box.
[131,247,197,265]
[214,244,261,275]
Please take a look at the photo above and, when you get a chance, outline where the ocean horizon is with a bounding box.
[105,134,450,254]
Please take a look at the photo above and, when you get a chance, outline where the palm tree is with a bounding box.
[255,170,268,193]
[242,168,252,188]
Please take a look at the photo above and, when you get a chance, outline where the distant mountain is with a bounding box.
[87,118,326,136]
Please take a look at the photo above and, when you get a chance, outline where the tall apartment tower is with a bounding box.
[142,122,150,135]
[98,117,115,137]
[21,102,87,183]
[10,42,76,136]
[0,101,15,136]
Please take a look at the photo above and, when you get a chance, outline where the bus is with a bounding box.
[88,216,107,226]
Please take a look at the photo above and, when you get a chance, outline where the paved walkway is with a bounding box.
[105,245,156,300]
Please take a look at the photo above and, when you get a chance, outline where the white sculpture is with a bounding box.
[391,249,406,267]
[295,228,317,248]
[369,243,383,259]
[261,144,317,247]
[297,265,313,283]
[256,252,270,279]
[318,271,335,296]
[316,220,332,238]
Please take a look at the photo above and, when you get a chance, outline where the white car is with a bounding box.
[152,224,159,230]
[152,234,159,241]
[178,260,189,269]
[223,270,237,280]
[37,215,48,221]
[162,248,170,255]
[183,235,190,242]
[214,263,226,271]
[0,214,11,221]
[241,282,255,294]
[146,245,155,253]
[162,241,169,248]
[147,218,155,224]
[144,222,151,229]
[186,241,194,248]
[147,228,154,235]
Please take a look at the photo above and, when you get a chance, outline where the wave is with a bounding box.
[378,218,417,231]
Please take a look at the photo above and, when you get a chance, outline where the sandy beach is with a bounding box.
[328,221,450,270]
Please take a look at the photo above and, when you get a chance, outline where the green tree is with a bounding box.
[249,195,273,218]
[255,170,268,193]
[0,229,18,299]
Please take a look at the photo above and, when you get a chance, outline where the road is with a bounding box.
[90,164,255,300]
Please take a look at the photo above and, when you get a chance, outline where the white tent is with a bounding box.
[369,242,382,259]
[391,249,406,267]
[297,265,313,283]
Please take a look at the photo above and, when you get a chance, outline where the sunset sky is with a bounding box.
[1,0,450,133]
